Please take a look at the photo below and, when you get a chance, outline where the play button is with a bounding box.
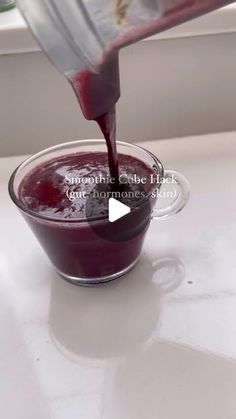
[108,198,131,222]
[85,181,151,242]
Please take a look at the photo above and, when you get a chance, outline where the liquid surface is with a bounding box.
[19,152,156,220]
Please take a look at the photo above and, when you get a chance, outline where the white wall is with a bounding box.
[0,32,236,156]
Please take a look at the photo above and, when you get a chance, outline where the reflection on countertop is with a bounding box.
[49,256,185,362]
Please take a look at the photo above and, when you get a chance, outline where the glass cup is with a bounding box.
[8,140,190,286]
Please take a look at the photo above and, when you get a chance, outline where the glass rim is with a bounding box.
[8,139,164,224]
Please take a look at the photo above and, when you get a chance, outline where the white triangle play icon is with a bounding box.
[108,198,131,223]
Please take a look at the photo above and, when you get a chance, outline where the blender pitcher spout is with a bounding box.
[17,0,235,119]
[17,0,121,120]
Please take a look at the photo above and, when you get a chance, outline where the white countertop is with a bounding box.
[1,132,236,418]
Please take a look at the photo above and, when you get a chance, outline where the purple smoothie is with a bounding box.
[19,152,157,281]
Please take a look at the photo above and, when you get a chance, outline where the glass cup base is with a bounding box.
[55,256,141,286]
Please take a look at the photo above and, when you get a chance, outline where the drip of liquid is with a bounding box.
[95,107,119,186]
[70,54,120,186]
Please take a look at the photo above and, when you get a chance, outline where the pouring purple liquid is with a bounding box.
[70,53,120,185]
[69,0,234,185]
